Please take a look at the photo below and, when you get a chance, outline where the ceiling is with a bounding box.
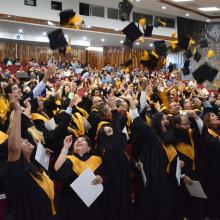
[0,20,160,49]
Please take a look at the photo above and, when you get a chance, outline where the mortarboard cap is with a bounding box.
[182,67,190,75]
[122,22,142,44]
[141,51,159,70]
[184,59,190,68]
[199,39,208,48]
[144,25,153,37]
[47,29,68,54]
[154,18,166,28]
[118,0,133,22]
[168,63,174,73]
[194,51,202,62]
[154,40,167,57]
[60,9,76,25]
[192,63,219,83]
[123,59,132,67]
[178,36,190,50]
[123,37,133,48]
[201,107,219,119]
[184,50,193,59]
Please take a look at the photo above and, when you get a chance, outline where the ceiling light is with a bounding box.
[149,43,154,47]
[65,34,69,39]
[198,7,220,12]
[86,47,103,52]
[206,19,210,22]
[86,25,91,28]
[18,29,23,33]
[83,36,87,40]
[171,0,194,2]
[101,39,105,42]
[43,32,47,36]
[120,40,124,44]
[8,15,11,18]
[136,42,140,45]
[136,0,141,2]
[185,13,190,17]
[48,21,54,26]
[162,6,166,10]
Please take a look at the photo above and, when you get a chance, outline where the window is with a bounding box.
[79,2,90,16]
[51,1,62,11]
[133,12,153,24]
[107,8,119,20]
[155,16,175,28]
[91,5,105,18]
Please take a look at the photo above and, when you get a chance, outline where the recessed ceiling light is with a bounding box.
[86,25,91,28]
[65,34,69,39]
[8,15,11,18]
[149,43,154,47]
[185,13,190,17]
[101,39,105,42]
[136,42,140,45]
[198,7,220,12]
[18,29,23,33]
[43,32,47,36]
[48,21,54,25]
[120,40,124,44]
[162,6,166,10]
[83,36,87,40]
[206,19,210,22]
[171,0,194,2]
[136,0,141,2]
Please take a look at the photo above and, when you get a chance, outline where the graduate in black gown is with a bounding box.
[124,94,181,220]
[201,110,220,220]
[52,135,104,220]
[0,93,56,220]
[96,94,132,220]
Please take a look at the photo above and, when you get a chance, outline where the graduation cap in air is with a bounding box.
[60,9,76,25]
[143,24,153,37]
[184,50,193,59]
[192,63,219,84]
[118,0,133,22]
[199,39,208,48]
[168,63,174,73]
[178,36,190,50]
[154,18,166,28]
[182,59,190,75]
[194,50,202,62]
[47,29,68,55]
[123,37,133,48]
[122,22,142,47]
[123,59,132,67]
[154,40,167,56]
[141,51,159,70]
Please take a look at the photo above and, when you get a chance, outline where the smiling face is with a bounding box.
[209,113,220,126]
[161,114,169,132]
[10,84,22,100]
[73,137,90,156]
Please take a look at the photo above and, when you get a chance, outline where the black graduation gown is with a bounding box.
[0,156,55,220]
[51,152,104,220]
[201,126,220,219]
[174,128,205,220]
[132,116,180,220]
[97,110,132,220]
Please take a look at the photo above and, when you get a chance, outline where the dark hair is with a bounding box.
[98,102,109,118]
[4,83,16,97]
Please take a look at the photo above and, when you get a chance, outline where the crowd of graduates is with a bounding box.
[0,59,220,220]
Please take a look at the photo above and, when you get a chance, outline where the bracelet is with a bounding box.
[61,148,68,154]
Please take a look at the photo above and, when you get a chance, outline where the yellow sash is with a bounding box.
[68,112,85,137]
[96,121,111,139]
[126,112,131,134]
[145,115,151,125]
[162,144,177,173]
[208,128,219,137]
[30,171,56,215]
[31,113,49,123]
[67,155,102,176]
[76,106,89,119]
[176,129,195,170]
[0,131,8,145]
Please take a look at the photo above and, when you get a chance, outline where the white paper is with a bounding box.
[122,126,129,140]
[70,168,103,207]
[176,157,181,186]
[45,118,57,131]
[0,194,6,200]
[185,181,207,199]
[35,143,50,170]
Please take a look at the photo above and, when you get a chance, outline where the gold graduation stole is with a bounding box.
[208,128,219,137]
[162,144,177,173]
[30,171,56,215]
[31,112,50,123]
[0,131,8,145]
[175,129,195,170]
[68,112,85,137]
[96,121,111,139]
[126,112,131,134]
[0,95,9,124]
[76,106,89,119]
[145,115,151,125]
[67,155,102,176]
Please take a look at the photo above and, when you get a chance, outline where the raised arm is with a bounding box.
[7,94,22,162]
